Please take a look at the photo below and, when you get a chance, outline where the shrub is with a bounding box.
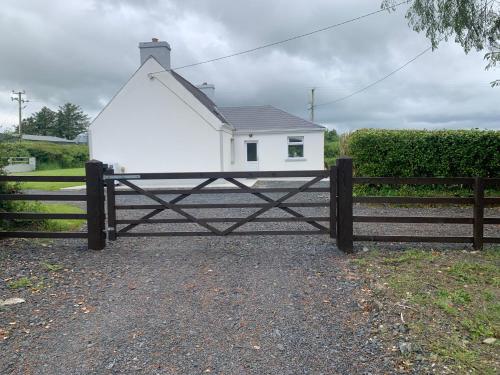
[348,129,500,177]
[20,141,88,169]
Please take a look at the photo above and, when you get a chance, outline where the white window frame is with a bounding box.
[287,136,305,159]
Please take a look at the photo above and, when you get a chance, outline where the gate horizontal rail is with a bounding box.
[114,187,330,195]
[115,202,329,210]
[103,170,330,180]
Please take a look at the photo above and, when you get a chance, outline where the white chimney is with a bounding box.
[196,82,215,102]
[139,38,171,70]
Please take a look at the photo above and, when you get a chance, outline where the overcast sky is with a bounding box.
[0,0,498,133]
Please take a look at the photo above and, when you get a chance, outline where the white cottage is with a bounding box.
[89,39,325,173]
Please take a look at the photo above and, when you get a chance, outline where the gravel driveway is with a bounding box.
[1,181,498,374]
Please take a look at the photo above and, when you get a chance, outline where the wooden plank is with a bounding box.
[353,216,473,224]
[86,160,106,250]
[118,178,217,234]
[484,178,500,186]
[0,231,87,239]
[220,176,325,235]
[0,194,87,201]
[0,212,87,220]
[117,230,328,237]
[105,170,329,180]
[224,177,328,232]
[353,196,474,204]
[353,177,474,185]
[0,176,86,182]
[116,217,331,224]
[484,217,500,224]
[115,202,330,210]
[353,235,473,243]
[483,237,500,243]
[329,166,337,238]
[484,198,500,206]
[336,158,353,253]
[114,187,330,195]
[473,177,484,250]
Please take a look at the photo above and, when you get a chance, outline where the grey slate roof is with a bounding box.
[170,69,324,132]
[218,105,325,131]
[170,70,228,125]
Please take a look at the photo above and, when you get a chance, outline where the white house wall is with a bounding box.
[231,131,324,171]
[89,58,223,173]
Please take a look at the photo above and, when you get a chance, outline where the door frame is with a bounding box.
[244,140,259,170]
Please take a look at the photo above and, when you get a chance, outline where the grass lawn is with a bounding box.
[12,168,85,191]
[352,248,499,374]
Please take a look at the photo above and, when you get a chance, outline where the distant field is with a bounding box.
[13,168,85,191]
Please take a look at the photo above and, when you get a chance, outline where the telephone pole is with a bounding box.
[309,87,316,123]
[11,90,29,136]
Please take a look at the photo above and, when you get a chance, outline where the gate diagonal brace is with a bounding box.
[224,177,328,232]
[119,179,222,235]
[221,176,325,235]
[118,178,216,234]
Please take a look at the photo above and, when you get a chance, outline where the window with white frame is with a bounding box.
[287,136,304,158]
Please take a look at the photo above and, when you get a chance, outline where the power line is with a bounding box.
[149,0,410,74]
[315,45,432,107]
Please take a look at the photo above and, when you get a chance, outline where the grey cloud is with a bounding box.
[0,0,498,133]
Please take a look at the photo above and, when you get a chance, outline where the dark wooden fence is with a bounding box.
[0,160,106,250]
[332,157,500,252]
[0,158,498,252]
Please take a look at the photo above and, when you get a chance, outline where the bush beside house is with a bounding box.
[348,129,500,177]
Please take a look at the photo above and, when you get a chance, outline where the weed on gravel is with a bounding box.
[350,247,500,374]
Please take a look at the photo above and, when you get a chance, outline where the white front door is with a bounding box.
[245,141,259,171]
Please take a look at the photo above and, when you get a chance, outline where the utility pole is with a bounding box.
[11,90,29,137]
[309,87,315,123]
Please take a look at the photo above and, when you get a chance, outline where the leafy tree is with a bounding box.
[19,103,90,140]
[383,0,500,86]
[53,103,90,140]
[324,129,339,143]
[20,106,57,136]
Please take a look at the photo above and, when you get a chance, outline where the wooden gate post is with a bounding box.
[86,160,106,250]
[329,166,337,238]
[473,176,484,250]
[336,157,353,253]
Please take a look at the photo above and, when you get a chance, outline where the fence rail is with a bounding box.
[344,174,500,251]
[0,161,104,249]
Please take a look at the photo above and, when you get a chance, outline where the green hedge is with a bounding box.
[20,141,89,170]
[348,129,500,177]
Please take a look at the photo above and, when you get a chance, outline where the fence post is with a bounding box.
[473,176,484,250]
[336,157,353,253]
[105,167,117,241]
[86,160,106,250]
[329,166,337,238]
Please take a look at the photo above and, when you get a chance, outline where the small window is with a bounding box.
[288,136,304,158]
[246,142,258,162]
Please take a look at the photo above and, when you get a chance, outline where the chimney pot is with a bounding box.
[152,38,159,42]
